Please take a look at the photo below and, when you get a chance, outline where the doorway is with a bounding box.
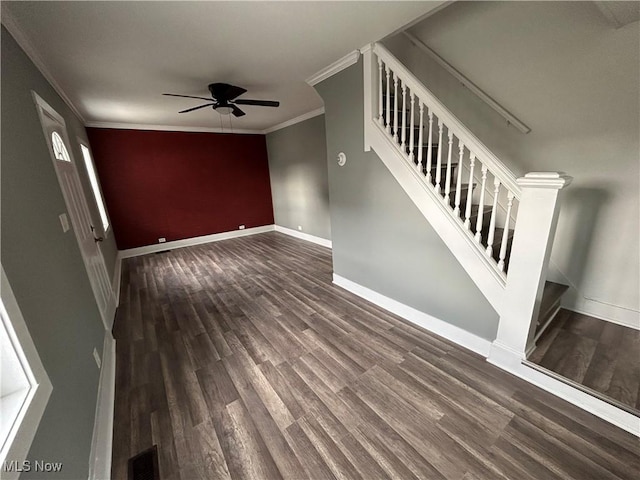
[32,92,116,330]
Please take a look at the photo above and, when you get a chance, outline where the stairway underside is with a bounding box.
[368,122,507,314]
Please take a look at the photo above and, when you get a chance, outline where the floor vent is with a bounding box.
[155,250,171,255]
[128,445,160,480]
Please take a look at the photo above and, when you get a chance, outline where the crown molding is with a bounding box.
[84,121,263,135]
[1,7,86,123]
[306,50,360,86]
[262,107,325,135]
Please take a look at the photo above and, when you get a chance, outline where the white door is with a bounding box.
[32,92,116,330]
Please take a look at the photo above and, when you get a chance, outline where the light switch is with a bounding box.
[59,213,70,233]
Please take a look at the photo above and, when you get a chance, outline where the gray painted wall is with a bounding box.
[2,27,116,479]
[315,61,498,340]
[384,1,640,319]
[266,115,331,240]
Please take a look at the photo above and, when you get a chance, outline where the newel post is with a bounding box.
[489,172,572,368]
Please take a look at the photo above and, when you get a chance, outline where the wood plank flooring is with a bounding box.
[112,232,640,480]
[529,308,640,413]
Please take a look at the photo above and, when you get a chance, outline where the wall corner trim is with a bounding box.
[1,8,86,123]
[88,333,116,480]
[111,254,122,307]
[332,273,492,357]
[263,108,325,135]
[118,225,276,259]
[306,50,361,86]
[84,122,263,135]
[274,225,332,249]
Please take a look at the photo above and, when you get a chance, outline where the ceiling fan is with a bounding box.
[163,82,279,117]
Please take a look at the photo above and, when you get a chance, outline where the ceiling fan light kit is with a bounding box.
[163,82,280,118]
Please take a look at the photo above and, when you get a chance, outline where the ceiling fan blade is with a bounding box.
[163,93,213,101]
[179,103,216,113]
[231,105,246,117]
[208,83,247,101]
[233,99,280,107]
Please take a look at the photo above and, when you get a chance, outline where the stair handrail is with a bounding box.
[373,42,522,200]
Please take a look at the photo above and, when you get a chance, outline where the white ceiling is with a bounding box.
[2,1,446,133]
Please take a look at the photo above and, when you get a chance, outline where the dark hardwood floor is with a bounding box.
[529,308,640,413]
[112,232,640,480]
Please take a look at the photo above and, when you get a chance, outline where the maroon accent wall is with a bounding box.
[86,128,274,250]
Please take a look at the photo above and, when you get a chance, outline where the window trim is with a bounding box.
[78,140,111,238]
[0,266,53,476]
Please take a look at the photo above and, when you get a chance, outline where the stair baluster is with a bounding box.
[453,142,464,216]
[367,43,530,278]
[498,192,514,272]
[444,130,454,203]
[435,119,444,193]
[417,103,424,172]
[401,83,407,151]
[464,154,476,229]
[378,58,384,126]
[475,165,488,243]
[486,178,501,257]
[385,65,391,133]
[393,72,399,142]
[409,93,415,162]
[426,110,434,182]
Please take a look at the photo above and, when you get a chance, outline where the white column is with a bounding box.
[490,172,572,367]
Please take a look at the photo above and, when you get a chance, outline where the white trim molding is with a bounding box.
[263,108,325,135]
[88,333,116,480]
[1,7,85,123]
[547,261,640,330]
[84,121,263,135]
[567,299,639,331]
[274,225,332,249]
[0,267,53,476]
[118,225,275,259]
[306,50,361,86]
[488,342,640,437]
[111,255,122,308]
[332,274,492,357]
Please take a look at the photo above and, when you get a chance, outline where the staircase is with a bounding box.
[362,43,572,360]
[382,93,516,271]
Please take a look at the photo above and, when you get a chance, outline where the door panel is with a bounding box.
[32,93,116,330]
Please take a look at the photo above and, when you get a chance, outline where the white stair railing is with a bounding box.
[372,43,521,280]
[363,43,572,362]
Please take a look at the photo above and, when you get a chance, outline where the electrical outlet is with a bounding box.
[158,237,166,243]
[239,225,245,230]
[298,225,303,231]
[93,348,102,369]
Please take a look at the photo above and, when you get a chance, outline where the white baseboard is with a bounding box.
[566,296,639,331]
[332,274,492,357]
[111,254,122,310]
[274,225,332,249]
[547,261,639,330]
[88,333,117,480]
[488,342,640,437]
[118,225,276,258]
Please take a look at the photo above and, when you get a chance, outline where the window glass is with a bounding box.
[51,132,71,162]
[80,144,110,233]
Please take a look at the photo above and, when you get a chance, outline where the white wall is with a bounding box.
[384,1,639,327]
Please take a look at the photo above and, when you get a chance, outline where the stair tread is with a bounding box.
[539,281,569,318]
[469,204,493,217]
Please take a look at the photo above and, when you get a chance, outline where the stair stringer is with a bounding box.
[368,120,506,315]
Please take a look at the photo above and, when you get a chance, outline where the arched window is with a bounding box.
[51,131,71,162]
